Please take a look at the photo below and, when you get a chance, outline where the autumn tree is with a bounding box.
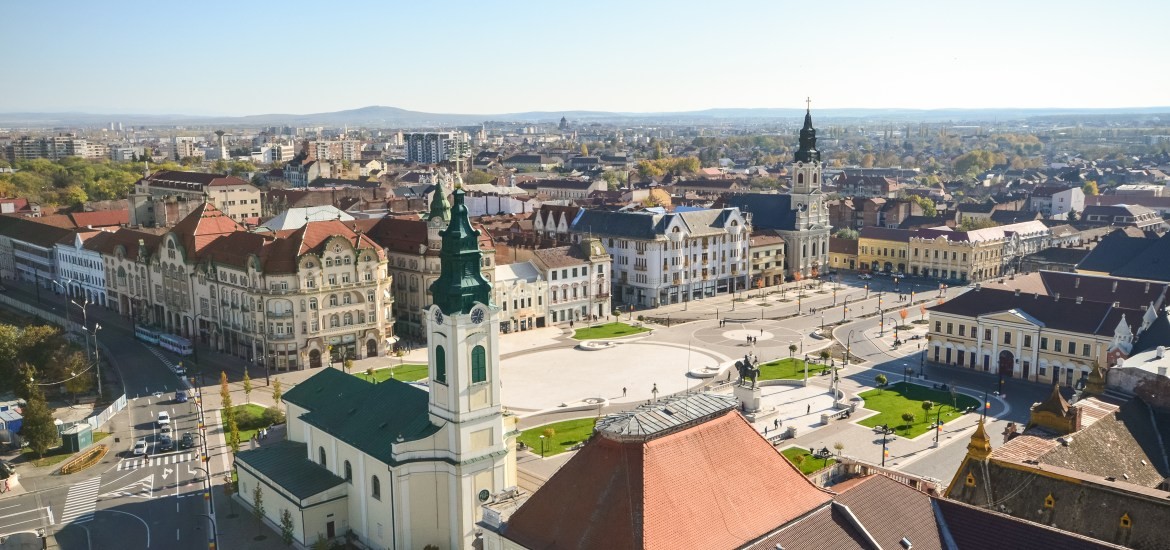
[271,378,283,405]
[243,370,252,404]
[1082,181,1099,196]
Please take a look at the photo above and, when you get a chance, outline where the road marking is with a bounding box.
[46,507,53,526]
[100,509,150,548]
[176,527,180,541]
[60,477,102,524]
[162,467,172,480]
[99,474,154,500]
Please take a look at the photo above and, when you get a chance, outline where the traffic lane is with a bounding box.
[0,494,53,535]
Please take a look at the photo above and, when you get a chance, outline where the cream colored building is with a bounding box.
[235,185,516,550]
[100,202,393,370]
[748,232,786,288]
[128,169,263,227]
[909,227,1006,283]
[493,261,548,332]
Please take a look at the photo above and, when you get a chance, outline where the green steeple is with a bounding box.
[429,186,491,315]
[428,177,451,223]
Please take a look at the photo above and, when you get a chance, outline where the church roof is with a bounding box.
[430,187,492,315]
[501,406,833,550]
[719,194,798,231]
[235,440,345,501]
[284,368,438,464]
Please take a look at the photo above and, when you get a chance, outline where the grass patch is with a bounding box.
[518,418,598,457]
[757,358,831,381]
[572,322,649,340]
[21,446,74,468]
[781,447,837,475]
[93,431,111,443]
[858,382,980,439]
[357,364,428,383]
[221,403,280,443]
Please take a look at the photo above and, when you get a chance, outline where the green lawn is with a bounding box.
[221,403,272,443]
[518,418,598,457]
[21,446,74,468]
[572,322,649,340]
[757,358,831,380]
[357,364,428,383]
[858,382,980,438]
[781,447,837,475]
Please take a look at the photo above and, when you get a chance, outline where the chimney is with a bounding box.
[1015,288,1021,297]
[1076,296,1083,304]
[1075,277,1080,288]
[1113,281,1119,293]
[1055,292,1061,302]
[1159,346,1166,360]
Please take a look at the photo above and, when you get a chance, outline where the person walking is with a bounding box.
[774,418,779,429]
[807,404,811,415]
[622,387,627,396]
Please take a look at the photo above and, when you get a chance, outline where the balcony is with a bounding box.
[268,332,295,341]
[633,265,647,272]
[266,311,293,318]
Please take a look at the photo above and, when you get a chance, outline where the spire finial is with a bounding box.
[805,96,811,113]
[967,420,993,460]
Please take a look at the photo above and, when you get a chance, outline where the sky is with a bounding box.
[3,0,1168,116]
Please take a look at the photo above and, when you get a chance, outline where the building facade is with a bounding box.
[404,131,471,171]
[526,239,612,324]
[128,170,262,227]
[857,227,913,273]
[570,208,748,307]
[493,261,547,332]
[748,232,786,288]
[909,227,1006,283]
[54,230,110,306]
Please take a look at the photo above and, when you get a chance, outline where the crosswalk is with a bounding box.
[60,477,101,524]
[148,347,180,373]
[116,452,196,471]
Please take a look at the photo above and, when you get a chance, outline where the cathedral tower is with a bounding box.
[785,100,831,277]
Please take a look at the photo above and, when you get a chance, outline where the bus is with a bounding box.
[135,325,160,345]
[158,334,194,356]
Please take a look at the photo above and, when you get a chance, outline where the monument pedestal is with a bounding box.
[734,384,762,414]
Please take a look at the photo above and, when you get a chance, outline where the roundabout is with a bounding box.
[690,319,812,353]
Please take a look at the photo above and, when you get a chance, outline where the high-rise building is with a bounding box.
[404,131,471,172]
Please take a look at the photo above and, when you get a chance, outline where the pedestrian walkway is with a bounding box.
[115,452,197,471]
[59,477,101,524]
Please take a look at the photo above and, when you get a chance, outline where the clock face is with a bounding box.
[471,308,485,324]
[433,309,444,324]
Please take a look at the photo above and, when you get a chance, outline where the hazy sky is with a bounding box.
[4,0,1167,115]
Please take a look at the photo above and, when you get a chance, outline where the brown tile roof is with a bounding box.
[531,245,589,269]
[361,217,427,254]
[68,210,129,228]
[0,214,76,248]
[832,475,945,549]
[169,202,246,256]
[144,170,251,189]
[501,409,832,550]
[928,286,1137,337]
[859,226,915,242]
[743,504,868,550]
[82,227,166,258]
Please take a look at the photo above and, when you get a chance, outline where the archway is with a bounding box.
[998,350,1014,379]
[309,349,322,369]
[367,339,377,358]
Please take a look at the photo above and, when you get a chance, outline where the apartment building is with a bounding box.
[748,232,786,288]
[524,239,613,324]
[99,203,393,368]
[493,261,548,332]
[403,131,471,171]
[129,170,262,227]
[6,135,104,161]
[857,227,913,273]
[909,227,1006,283]
[570,208,748,307]
[1029,185,1084,219]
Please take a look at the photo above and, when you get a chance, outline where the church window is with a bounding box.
[472,345,487,383]
[371,475,381,500]
[814,173,818,184]
[435,345,447,384]
[344,460,352,482]
[318,446,326,467]
[797,173,804,185]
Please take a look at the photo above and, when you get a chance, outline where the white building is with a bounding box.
[524,239,612,324]
[570,208,748,307]
[54,230,110,306]
[1030,185,1085,219]
[234,186,514,550]
[493,261,547,332]
[463,184,535,217]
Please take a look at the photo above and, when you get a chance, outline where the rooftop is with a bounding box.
[235,440,345,501]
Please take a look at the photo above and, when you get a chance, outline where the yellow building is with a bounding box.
[828,237,857,271]
[748,232,786,287]
[909,227,1005,283]
[857,227,913,274]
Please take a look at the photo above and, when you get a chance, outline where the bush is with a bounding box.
[262,406,286,426]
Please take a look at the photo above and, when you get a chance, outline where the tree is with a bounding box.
[1067,209,1080,222]
[819,350,831,364]
[542,427,556,439]
[833,228,859,240]
[899,309,909,326]
[220,371,234,425]
[788,344,797,360]
[365,367,375,382]
[20,387,59,458]
[63,369,94,402]
[228,415,241,454]
[580,143,589,157]
[271,378,282,405]
[462,170,495,186]
[1082,181,1099,196]
[919,304,927,322]
[922,400,934,423]
[901,412,917,429]
[312,535,331,550]
[909,195,937,218]
[253,482,266,535]
[280,508,295,546]
[343,358,353,374]
[243,370,252,404]
[874,374,888,393]
[61,351,93,400]
[833,441,845,456]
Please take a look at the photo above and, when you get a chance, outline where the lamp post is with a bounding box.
[846,329,855,364]
[934,404,946,446]
[864,284,870,299]
[538,435,546,458]
[982,389,990,421]
[803,354,809,382]
[651,383,659,402]
[820,314,825,334]
[842,295,849,322]
[878,292,885,336]
[878,424,895,467]
[832,286,838,306]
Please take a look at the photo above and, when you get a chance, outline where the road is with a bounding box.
[0,282,218,550]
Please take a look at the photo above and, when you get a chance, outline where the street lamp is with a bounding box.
[651,383,659,402]
[934,404,947,446]
[904,365,913,384]
[842,295,849,322]
[846,329,855,364]
[538,434,546,458]
[878,424,896,467]
[820,314,825,334]
[878,292,885,336]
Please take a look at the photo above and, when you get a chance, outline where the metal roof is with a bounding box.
[595,392,737,441]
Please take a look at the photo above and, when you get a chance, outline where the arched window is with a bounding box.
[371,475,381,500]
[797,173,805,185]
[472,345,487,383]
[330,315,339,328]
[343,460,352,482]
[343,312,353,326]
[329,294,338,307]
[813,173,819,184]
[367,291,375,303]
[318,446,326,467]
[343,294,352,305]
[325,257,334,267]
[435,345,447,384]
[309,298,318,310]
[300,299,306,312]
[357,312,366,324]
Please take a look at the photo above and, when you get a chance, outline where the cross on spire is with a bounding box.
[805,97,811,112]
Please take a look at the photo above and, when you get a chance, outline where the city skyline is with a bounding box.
[4,0,1169,116]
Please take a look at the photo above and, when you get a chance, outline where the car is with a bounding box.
[858,273,872,280]
[175,391,188,403]
[157,435,175,453]
[157,411,171,428]
[132,439,148,456]
[172,364,186,375]
[180,432,195,450]
[159,424,173,437]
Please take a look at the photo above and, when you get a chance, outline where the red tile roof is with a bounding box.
[69,209,129,228]
[169,202,246,256]
[502,409,832,550]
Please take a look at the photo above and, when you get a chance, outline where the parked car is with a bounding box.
[157,411,171,428]
[157,435,175,453]
[180,432,195,450]
[175,391,188,403]
[858,273,872,280]
[133,439,148,456]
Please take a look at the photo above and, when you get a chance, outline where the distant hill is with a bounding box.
[1,105,1168,128]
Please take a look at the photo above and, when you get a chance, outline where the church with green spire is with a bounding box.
[429,185,492,314]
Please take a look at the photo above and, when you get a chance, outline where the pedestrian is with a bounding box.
[764,426,769,435]
[807,404,811,414]
[774,418,779,429]
[760,328,764,336]
[622,387,627,396]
